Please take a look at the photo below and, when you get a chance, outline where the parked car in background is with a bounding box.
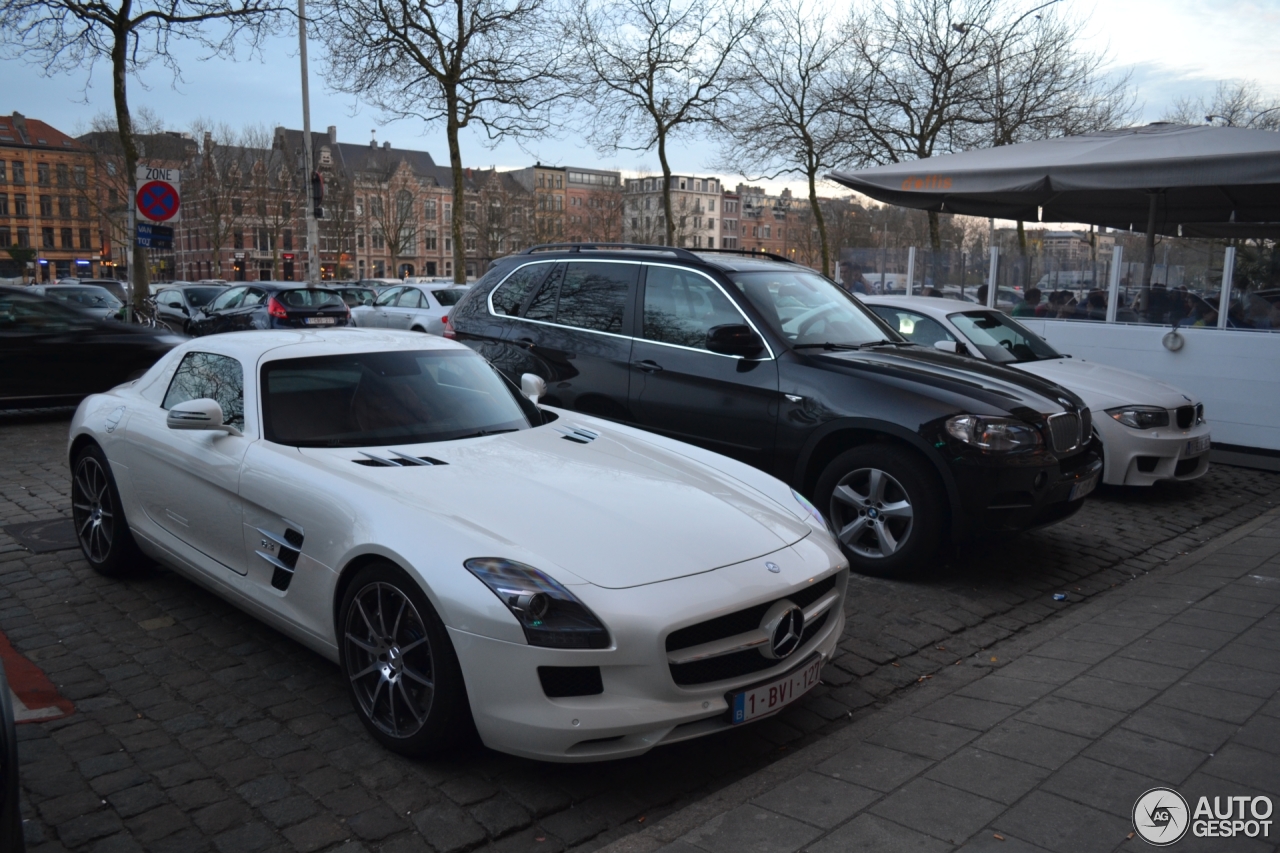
[189,283,350,336]
[351,282,467,334]
[323,285,378,309]
[58,278,130,304]
[31,283,125,321]
[357,277,405,292]
[152,284,227,334]
[449,245,1101,577]
[863,296,1211,486]
[0,285,183,408]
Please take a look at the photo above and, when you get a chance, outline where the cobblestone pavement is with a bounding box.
[3,413,1279,853]
[604,507,1280,853]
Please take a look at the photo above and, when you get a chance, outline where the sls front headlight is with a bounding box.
[946,415,1043,453]
[792,488,829,531]
[464,558,609,649]
[1106,405,1170,430]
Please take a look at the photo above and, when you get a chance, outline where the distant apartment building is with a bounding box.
[508,163,567,245]
[1041,229,1115,265]
[622,175,722,248]
[0,112,104,281]
[564,167,622,243]
[736,184,799,257]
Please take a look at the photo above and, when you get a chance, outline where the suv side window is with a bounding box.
[554,262,636,333]
[491,263,551,316]
[162,352,245,430]
[396,288,424,308]
[642,265,747,349]
[524,265,564,322]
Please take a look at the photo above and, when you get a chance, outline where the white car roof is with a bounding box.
[861,295,990,318]
[168,327,468,364]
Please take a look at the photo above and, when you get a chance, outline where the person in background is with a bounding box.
[1013,287,1041,317]
[838,261,872,295]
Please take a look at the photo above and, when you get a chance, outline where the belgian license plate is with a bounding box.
[1069,471,1098,501]
[1185,435,1210,456]
[730,656,822,725]
[305,317,336,325]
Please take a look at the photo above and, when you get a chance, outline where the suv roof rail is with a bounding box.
[519,242,702,261]
[693,247,797,264]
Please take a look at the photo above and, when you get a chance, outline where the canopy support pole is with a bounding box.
[905,247,916,296]
[1141,192,1158,290]
[1218,246,1236,329]
[1106,245,1123,324]
[986,247,999,308]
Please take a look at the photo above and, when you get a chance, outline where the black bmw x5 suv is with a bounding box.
[448,245,1102,576]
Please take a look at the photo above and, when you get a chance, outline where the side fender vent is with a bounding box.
[255,526,304,591]
[354,451,448,467]
[555,425,600,445]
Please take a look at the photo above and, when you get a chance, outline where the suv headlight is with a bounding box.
[1196,403,1206,425]
[946,415,1044,452]
[1106,406,1170,430]
[464,558,609,649]
[792,488,829,531]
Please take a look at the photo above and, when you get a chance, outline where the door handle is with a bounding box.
[515,337,536,349]
[632,360,663,373]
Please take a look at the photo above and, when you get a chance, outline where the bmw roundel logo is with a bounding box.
[766,561,781,573]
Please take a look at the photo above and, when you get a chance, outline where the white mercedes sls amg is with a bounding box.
[67,329,847,761]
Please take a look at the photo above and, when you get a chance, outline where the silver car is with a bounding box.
[351,283,469,333]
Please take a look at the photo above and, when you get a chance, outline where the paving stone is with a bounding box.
[1197,743,1280,796]
[1120,704,1239,753]
[970,720,1091,771]
[678,804,823,853]
[924,748,1051,805]
[815,743,933,793]
[866,717,977,761]
[870,777,1005,844]
[1048,675,1159,713]
[913,696,1020,732]
[751,772,878,829]
[992,790,1131,853]
[804,812,952,853]
[411,801,487,852]
[955,676,1056,707]
[1012,696,1128,739]
[1155,682,1268,725]
[1039,756,1154,817]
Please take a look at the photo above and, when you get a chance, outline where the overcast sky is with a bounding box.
[2,0,1277,198]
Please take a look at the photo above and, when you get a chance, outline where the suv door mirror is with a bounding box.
[166,398,243,436]
[706,324,765,357]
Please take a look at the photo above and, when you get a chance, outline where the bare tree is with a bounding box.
[320,173,358,278]
[717,0,852,276]
[0,0,285,308]
[582,183,624,242]
[316,0,562,285]
[187,122,257,280]
[363,164,424,274]
[1166,80,1280,130]
[570,0,767,246]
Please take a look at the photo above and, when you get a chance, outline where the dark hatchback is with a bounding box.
[152,284,226,334]
[449,245,1102,577]
[0,286,183,408]
[189,283,350,336]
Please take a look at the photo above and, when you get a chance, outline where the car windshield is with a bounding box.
[278,289,344,308]
[261,349,534,447]
[432,288,465,306]
[336,288,375,307]
[184,287,222,307]
[948,311,1061,363]
[727,269,900,348]
[46,286,122,310]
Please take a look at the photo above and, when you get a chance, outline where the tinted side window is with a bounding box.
[642,266,746,349]
[241,289,267,308]
[491,264,550,316]
[396,289,424,308]
[374,287,403,307]
[209,287,245,312]
[555,262,636,333]
[162,352,245,429]
[524,265,563,322]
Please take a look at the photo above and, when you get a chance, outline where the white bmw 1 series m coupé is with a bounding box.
[67,329,847,762]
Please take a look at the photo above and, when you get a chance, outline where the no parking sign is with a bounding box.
[135,166,181,223]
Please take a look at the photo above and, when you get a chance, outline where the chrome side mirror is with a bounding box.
[520,373,546,404]
[934,340,959,354]
[166,398,243,436]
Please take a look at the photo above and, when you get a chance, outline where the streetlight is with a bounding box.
[1205,106,1280,127]
[298,0,320,284]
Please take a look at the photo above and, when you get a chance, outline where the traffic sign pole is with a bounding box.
[126,180,135,323]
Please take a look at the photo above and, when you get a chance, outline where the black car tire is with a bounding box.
[0,661,23,853]
[338,561,473,757]
[71,444,144,577]
[815,444,944,578]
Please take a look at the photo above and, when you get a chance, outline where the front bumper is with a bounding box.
[449,534,847,762]
[1096,419,1211,486]
[949,449,1102,539]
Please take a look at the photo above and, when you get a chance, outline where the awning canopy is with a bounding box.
[827,124,1280,236]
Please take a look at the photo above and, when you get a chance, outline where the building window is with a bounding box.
[77,197,89,218]
[16,227,29,248]
[42,227,54,248]
[256,200,267,217]
[465,235,476,252]
[73,165,86,187]
[425,199,437,220]
[424,229,437,251]
[282,201,291,217]
[372,230,384,250]
[444,236,451,251]
[709,199,715,212]
[466,201,476,222]
[12,162,24,184]
[107,188,117,206]
[357,231,365,249]
[232,198,243,215]
[0,227,8,246]
[0,161,5,183]
[0,194,6,216]
[39,195,52,217]
[56,163,69,186]
[444,203,451,223]
[58,196,71,217]
[233,232,244,249]
[37,163,50,185]
[555,176,563,189]
[707,237,714,248]
[256,229,271,250]
[283,230,292,250]
[60,227,73,248]
[79,228,91,249]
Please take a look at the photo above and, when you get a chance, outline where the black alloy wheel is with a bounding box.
[815,445,944,578]
[71,445,142,577]
[338,562,472,756]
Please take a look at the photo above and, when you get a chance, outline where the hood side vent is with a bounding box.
[354,451,448,467]
[556,425,600,445]
[255,526,304,591]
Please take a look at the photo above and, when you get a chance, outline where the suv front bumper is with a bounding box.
[951,450,1102,539]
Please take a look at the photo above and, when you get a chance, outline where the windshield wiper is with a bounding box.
[449,427,521,440]
[792,340,910,351]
